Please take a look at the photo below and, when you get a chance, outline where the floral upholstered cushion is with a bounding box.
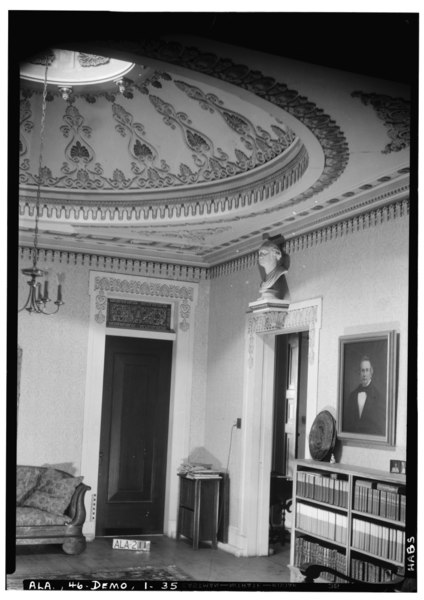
[23,469,83,516]
[16,506,71,526]
[16,466,43,505]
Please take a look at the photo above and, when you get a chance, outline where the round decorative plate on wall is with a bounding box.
[309,410,337,461]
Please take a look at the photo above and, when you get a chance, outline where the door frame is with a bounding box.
[81,270,198,540]
[236,297,322,556]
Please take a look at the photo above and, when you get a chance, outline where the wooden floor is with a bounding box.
[7,534,292,586]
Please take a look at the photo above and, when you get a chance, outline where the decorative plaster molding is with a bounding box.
[78,53,110,67]
[136,226,232,243]
[19,98,33,160]
[200,173,409,257]
[209,252,258,278]
[285,197,409,254]
[93,275,195,331]
[18,247,208,282]
[29,51,55,66]
[19,40,348,221]
[19,72,305,208]
[122,39,349,192]
[19,142,308,220]
[106,299,172,332]
[209,197,409,278]
[94,275,194,300]
[19,197,408,281]
[352,91,410,154]
[247,304,318,368]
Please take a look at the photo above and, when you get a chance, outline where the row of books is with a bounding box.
[352,518,405,563]
[351,557,401,583]
[354,479,406,522]
[295,536,346,583]
[296,471,349,508]
[296,502,348,544]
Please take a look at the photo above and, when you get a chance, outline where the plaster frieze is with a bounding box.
[247,304,319,368]
[93,275,195,331]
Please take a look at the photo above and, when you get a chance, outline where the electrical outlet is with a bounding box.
[236,418,242,429]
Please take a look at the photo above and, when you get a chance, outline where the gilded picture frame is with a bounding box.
[337,331,397,447]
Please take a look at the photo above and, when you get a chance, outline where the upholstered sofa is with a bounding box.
[16,466,91,555]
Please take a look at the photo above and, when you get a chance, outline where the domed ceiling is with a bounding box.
[18,44,410,267]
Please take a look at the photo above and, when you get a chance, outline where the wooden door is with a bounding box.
[284,334,299,478]
[272,333,304,478]
[96,335,173,535]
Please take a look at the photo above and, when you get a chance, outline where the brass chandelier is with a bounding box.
[19,56,65,315]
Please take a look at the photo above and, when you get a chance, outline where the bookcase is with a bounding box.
[290,459,406,583]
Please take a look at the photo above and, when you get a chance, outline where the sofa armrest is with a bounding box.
[66,483,91,526]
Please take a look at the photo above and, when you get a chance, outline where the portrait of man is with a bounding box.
[342,356,386,436]
[338,332,396,444]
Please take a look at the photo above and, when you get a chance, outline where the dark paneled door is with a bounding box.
[96,335,173,535]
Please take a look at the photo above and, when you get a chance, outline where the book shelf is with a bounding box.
[290,459,406,583]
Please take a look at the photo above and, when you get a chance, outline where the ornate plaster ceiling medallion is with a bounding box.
[127,40,349,192]
[19,64,310,219]
[21,49,135,87]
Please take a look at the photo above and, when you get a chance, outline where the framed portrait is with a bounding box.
[337,331,397,446]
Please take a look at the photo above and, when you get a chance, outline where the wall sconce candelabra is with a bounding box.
[19,56,65,315]
[58,85,73,101]
[115,78,127,94]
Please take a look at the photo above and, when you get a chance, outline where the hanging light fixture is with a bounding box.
[19,55,65,315]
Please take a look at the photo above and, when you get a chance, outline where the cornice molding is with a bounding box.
[18,247,208,282]
[18,198,409,282]
[286,196,409,253]
[209,197,409,278]
[201,170,410,262]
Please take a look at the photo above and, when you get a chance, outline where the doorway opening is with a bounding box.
[96,335,173,536]
[269,331,309,546]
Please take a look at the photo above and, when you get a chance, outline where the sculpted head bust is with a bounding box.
[257,238,289,300]
[258,240,283,275]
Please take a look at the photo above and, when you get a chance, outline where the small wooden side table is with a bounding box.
[176,474,221,549]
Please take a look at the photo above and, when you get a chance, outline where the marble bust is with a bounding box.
[256,239,289,303]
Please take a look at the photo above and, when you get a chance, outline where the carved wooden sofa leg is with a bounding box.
[62,536,87,555]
